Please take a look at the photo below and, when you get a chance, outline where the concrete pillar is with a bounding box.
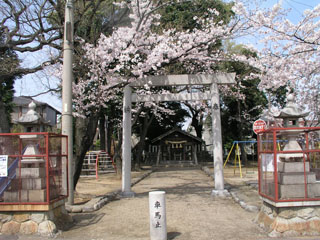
[210,83,228,196]
[61,0,74,204]
[149,191,167,240]
[121,85,134,197]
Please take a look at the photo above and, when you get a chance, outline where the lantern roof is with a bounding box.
[274,94,309,119]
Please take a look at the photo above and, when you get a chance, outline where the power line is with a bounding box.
[284,0,304,16]
[286,0,314,8]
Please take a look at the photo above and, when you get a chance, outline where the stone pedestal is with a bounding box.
[257,161,320,237]
[278,162,320,199]
[0,202,72,236]
[256,201,320,237]
[4,161,49,203]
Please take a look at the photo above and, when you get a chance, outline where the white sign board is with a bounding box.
[0,155,8,177]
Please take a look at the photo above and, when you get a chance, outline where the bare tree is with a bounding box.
[0,0,64,76]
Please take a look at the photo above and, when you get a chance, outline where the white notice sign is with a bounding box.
[0,155,8,177]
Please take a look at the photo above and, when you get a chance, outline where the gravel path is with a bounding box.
[58,167,268,240]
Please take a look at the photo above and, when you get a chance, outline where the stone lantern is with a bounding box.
[274,94,309,162]
[256,94,320,237]
[274,94,309,128]
[15,101,48,163]
[16,101,49,133]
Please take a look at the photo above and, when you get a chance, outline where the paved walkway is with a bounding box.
[7,167,320,240]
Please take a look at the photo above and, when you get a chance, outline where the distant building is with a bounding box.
[146,128,212,165]
[11,96,61,131]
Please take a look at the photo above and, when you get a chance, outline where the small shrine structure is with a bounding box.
[146,128,210,165]
[256,94,320,237]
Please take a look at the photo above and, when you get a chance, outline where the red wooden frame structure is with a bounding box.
[258,127,320,204]
[0,132,68,206]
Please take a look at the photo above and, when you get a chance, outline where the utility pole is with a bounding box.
[62,0,74,205]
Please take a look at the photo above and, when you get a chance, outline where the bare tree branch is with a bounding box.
[28,87,60,97]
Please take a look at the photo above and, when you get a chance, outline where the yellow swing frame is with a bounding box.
[223,140,257,178]
[223,142,242,178]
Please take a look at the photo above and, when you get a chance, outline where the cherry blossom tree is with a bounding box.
[72,0,249,118]
[234,1,320,124]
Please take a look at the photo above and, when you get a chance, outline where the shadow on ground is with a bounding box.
[168,231,181,239]
[67,213,106,230]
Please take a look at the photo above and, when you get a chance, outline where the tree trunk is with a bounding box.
[134,113,154,169]
[192,111,203,139]
[185,103,204,139]
[134,130,147,169]
[106,120,113,154]
[73,114,99,189]
[99,113,106,151]
[0,101,10,133]
[194,123,203,139]
[237,98,247,166]
[113,128,122,178]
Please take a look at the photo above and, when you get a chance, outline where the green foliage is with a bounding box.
[93,139,101,150]
[267,85,290,109]
[11,124,24,133]
[0,31,20,126]
[159,0,234,31]
[219,43,268,148]
[74,0,124,42]
[156,0,234,76]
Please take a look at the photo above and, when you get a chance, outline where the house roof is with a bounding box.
[13,96,61,114]
[151,128,204,144]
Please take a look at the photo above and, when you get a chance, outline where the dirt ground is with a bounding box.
[63,167,268,240]
[8,166,320,240]
[73,170,149,204]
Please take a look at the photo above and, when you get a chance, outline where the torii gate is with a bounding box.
[121,73,235,197]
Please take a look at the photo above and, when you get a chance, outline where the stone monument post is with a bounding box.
[149,191,167,240]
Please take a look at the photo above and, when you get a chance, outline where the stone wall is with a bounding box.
[256,201,320,237]
[0,205,72,236]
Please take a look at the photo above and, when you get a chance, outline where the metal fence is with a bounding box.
[81,151,116,179]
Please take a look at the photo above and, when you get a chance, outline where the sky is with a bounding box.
[13,0,320,113]
[236,0,320,46]
[14,48,61,111]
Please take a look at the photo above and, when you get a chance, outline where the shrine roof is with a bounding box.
[151,128,203,144]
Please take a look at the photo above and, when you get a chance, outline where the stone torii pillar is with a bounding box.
[121,85,135,197]
[210,82,227,196]
[121,73,235,197]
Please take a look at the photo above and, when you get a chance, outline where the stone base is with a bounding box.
[255,201,320,237]
[0,203,73,236]
[211,189,230,198]
[119,191,135,198]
